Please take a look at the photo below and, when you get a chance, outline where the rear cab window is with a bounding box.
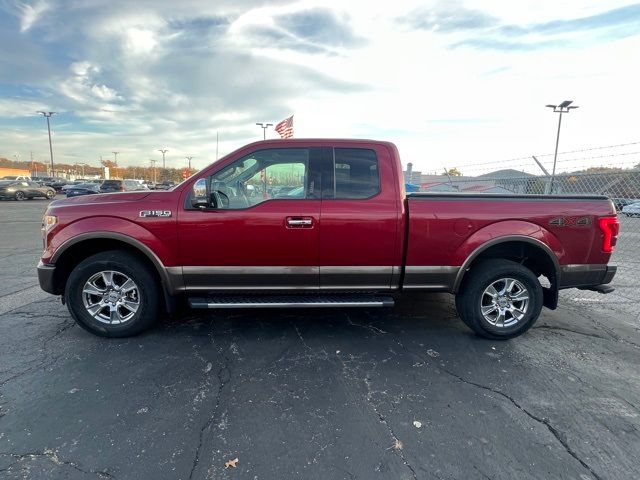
[325,148,380,199]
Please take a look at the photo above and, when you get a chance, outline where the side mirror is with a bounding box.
[191,178,209,209]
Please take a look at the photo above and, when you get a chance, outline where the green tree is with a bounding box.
[445,167,462,176]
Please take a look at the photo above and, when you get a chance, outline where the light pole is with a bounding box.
[37,111,57,176]
[545,100,579,193]
[186,156,194,171]
[256,122,273,140]
[158,149,168,168]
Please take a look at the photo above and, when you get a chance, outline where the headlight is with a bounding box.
[42,214,57,232]
[6,188,15,192]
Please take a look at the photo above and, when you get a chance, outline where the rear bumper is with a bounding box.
[559,264,617,290]
[37,261,57,295]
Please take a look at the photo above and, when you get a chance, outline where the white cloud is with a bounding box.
[125,27,158,55]
[18,0,49,32]
[1,0,640,174]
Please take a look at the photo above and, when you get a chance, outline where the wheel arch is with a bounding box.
[50,232,181,313]
[453,235,560,309]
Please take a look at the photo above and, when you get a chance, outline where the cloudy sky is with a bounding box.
[1,0,639,174]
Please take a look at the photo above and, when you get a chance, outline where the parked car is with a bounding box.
[38,139,618,339]
[34,176,54,186]
[611,198,638,211]
[621,202,640,217]
[142,180,156,190]
[50,178,69,191]
[0,180,56,200]
[66,183,102,198]
[35,177,68,191]
[61,180,86,192]
[99,179,146,193]
[155,180,176,190]
[1,175,32,181]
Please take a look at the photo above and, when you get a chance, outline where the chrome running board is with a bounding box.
[188,294,395,309]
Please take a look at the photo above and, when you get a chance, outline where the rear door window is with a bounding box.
[325,148,380,199]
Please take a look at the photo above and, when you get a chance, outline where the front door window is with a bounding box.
[210,149,310,209]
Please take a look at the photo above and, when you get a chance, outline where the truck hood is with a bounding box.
[50,191,152,207]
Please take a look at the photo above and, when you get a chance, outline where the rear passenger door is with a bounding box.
[319,146,402,290]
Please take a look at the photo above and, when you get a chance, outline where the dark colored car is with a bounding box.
[155,180,176,190]
[99,179,146,193]
[34,176,54,186]
[0,180,56,200]
[35,177,68,191]
[66,183,102,198]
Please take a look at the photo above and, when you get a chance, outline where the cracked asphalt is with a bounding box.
[1,199,639,480]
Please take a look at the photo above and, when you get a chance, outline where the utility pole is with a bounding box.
[30,151,37,177]
[158,149,168,168]
[256,122,273,140]
[545,100,579,193]
[216,131,219,160]
[149,159,157,183]
[37,111,56,176]
[112,151,119,179]
[186,156,194,170]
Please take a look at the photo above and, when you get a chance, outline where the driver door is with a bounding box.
[178,147,322,290]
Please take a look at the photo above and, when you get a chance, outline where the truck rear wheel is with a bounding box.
[65,250,160,337]
[456,259,543,340]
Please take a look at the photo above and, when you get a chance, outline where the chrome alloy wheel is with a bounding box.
[82,270,140,324]
[480,278,530,328]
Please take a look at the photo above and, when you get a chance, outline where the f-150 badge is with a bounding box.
[139,210,172,218]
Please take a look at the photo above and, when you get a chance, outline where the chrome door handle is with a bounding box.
[287,218,313,226]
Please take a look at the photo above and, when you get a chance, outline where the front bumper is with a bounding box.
[37,261,57,294]
[559,264,617,290]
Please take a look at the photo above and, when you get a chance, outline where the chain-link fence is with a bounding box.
[412,168,640,318]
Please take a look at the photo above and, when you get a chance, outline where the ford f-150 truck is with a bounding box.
[38,139,618,339]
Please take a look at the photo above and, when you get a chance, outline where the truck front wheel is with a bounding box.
[65,250,160,337]
[456,259,543,340]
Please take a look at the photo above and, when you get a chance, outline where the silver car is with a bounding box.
[622,202,640,217]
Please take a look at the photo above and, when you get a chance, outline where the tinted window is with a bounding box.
[332,148,379,199]
[102,180,121,187]
[210,148,310,209]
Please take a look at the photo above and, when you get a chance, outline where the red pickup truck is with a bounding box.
[38,139,618,339]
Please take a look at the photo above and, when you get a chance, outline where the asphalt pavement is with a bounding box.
[1,198,639,480]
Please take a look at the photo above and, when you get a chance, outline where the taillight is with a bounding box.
[598,216,619,253]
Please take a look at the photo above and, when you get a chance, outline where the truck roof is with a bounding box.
[239,138,398,149]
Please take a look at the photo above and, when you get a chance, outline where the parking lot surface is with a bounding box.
[1,198,639,479]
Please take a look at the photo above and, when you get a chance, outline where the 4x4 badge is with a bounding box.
[139,210,172,218]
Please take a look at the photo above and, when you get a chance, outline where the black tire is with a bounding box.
[65,250,160,337]
[14,191,26,201]
[46,190,55,199]
[456,259,543,340]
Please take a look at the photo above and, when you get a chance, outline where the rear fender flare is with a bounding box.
[453,221,563,293]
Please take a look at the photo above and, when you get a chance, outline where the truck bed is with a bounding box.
[403,192,616,291]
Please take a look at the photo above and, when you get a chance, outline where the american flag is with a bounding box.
[274,115,294,139]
